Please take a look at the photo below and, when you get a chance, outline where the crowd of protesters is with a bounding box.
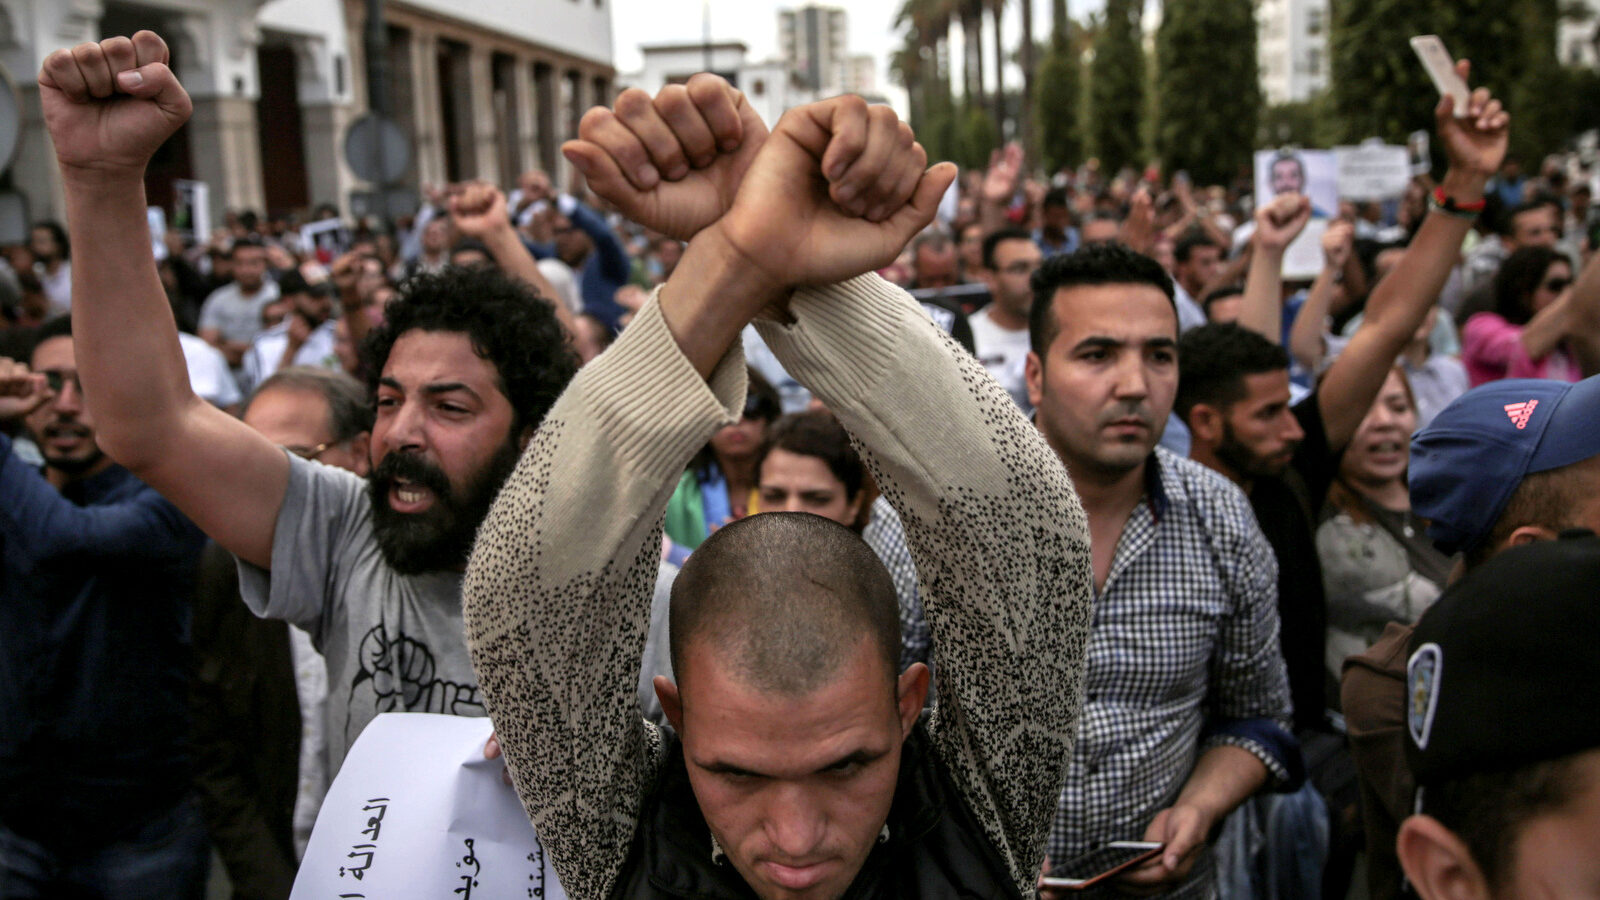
[2,28,1598,900]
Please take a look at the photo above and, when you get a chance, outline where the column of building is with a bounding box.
[172,11,266,223]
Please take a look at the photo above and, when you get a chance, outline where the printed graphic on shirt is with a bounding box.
[345,623,483,745]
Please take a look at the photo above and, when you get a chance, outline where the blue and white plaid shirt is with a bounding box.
[1049,448,1294,898]
[862,496,930,671]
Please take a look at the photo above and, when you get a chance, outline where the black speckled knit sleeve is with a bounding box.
[463,297,745,900]
[755,274,1095,897]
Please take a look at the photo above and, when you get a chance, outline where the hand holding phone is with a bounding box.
[1039,841,1165,891]
[1410,36,1471,117]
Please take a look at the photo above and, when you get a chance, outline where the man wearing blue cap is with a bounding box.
[1342,374,1600,900]
[1395,532,1600,899]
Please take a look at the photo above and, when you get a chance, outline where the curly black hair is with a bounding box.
[361,266,578,434]
[1028,242,1177,357]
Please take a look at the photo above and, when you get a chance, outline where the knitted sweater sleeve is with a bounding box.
[462,297,746,900]
[754,273,1094,896]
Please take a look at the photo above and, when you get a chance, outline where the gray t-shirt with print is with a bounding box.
[237,455,480,772]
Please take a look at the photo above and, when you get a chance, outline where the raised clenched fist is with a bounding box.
[39,31,193,182]
[1253,193,1313,254]
[564,73,768,242]
[0,357,53,422]
[714,95,956,290]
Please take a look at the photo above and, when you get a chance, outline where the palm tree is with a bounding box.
[894,0,956,131]
[988,0,1007,138]
[1018,0,1034,161]
[959,0,986,109]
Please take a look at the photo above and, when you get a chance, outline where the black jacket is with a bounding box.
[609,720,1022,899]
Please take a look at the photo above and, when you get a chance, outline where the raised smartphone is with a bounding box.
[1410,35,1471,117]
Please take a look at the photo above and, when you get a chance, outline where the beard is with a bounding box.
[34,419,106,476]
[367,438,521,576]
[1215,421,1297,481]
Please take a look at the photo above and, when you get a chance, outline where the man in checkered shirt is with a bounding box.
[1023,244,1295,897]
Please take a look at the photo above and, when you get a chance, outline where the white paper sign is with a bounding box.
[148,207,168,261]
[1254,150,1337,280]
[290,713,568,900]
[1335,142,1412,201]
[1408,130,1432,177]
[300,217,351,262]
[173,179,210,243]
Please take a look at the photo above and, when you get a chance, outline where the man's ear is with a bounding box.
[1025,351,1045,411]
[350,432,372,477]
[1187,402,1222,446]
[1504,523,1558,550]
[655,675,683,733]
[1396,814,1492,900]
[895,663,930,739]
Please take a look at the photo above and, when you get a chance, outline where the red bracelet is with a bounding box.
[1433,185,1487,214]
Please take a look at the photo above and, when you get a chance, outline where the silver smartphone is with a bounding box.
[1410,35,1471,117]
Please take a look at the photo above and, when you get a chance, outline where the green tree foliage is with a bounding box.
[1034,0,1082,173]
[920,79,963,165]
[1330,0,1567,165]
[1087,0,1144,173]
[957,104,1000,168]
[1155,0,1260,185]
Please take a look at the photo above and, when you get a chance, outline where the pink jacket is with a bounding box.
[1461,312,1580,386]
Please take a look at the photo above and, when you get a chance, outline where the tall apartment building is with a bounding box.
[1560,0,1600,67]
[1257,0,1329,105]
[779,4,848,92]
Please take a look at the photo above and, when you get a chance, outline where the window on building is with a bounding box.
[752,78,766,97]
[1307,8,1324,35]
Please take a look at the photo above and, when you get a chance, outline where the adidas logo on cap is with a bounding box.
[1504,400,1538,430]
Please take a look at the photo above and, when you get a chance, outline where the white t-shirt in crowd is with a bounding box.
[239,319,340,396]
[179,331,242,409]
[968,305,1034,414]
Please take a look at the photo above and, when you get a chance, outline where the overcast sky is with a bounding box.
[608,0,1100,115]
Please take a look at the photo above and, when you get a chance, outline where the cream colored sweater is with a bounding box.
[464,273,1094,899]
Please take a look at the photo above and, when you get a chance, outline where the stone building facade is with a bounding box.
[7,0,614,228]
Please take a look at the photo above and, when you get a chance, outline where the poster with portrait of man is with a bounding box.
[1254,149,1337,279]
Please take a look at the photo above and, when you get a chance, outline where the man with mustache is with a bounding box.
[35,31,584,771]
[1023,244,1294,897]
[0,317,209,896]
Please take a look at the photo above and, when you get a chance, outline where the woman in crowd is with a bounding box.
[661,369,781,562]
[1316,367,1451,698]
[1461,245,1597,385]
[755,409,929,673]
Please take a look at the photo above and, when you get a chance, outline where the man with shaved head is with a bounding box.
[668,513,901,701]
[465,78,1092,900]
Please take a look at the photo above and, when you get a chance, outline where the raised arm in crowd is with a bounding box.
[463,77,1095,899]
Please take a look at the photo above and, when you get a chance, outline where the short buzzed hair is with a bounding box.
[1462,454,1600,571]
[668,513,901,699]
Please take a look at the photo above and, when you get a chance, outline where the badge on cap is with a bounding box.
[1408,642,1444,749]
